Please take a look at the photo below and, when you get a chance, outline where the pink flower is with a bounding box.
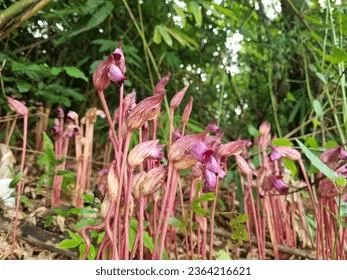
[128,140,164,167]
[270,146,301,161]
[235,155,253,176]
[190,142,213,163]
[7,97,28,116]
[271,177,288,194]
[93,55,114,91]
[218,140,250,158]
[205,121,220,134]
[126,93,165,130]
[203,169,217,192]
[113,46,126,74]
[206,156,225,178]
[56,107,64,119]
[108,64,126,86]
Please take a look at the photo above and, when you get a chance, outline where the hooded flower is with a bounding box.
[108,64,126,85]
[205,121,220,134]
[93,44,126,91]
[126,93,165,130]
[270,146,301,161]
[113,46,126,74]
[168,134,204,163]
[218,140,250,158]
[271,176,288,194]
[7,97,28,116]
[128,140,164,167]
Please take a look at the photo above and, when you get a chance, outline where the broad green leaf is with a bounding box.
[143,231,154,253]
[272,138,293,147]
[296,139,337,181]
[192,192,216,216]
[304,137,319,149]
[188,2,202,27]
[247,124,258,137]
[16,81,31,93]
[57,238,81,249]
[158,25,172,47]
[64,67,88,82]
[75,218,96,230]
[88,245,96,260]
[283,158,298,177]
[153,25,162,44]
[324,140,339,149]
[216,250,232,260]
[51,67,62,76]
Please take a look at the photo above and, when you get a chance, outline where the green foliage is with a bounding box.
[229,214,248,245]
[192,192,216,217]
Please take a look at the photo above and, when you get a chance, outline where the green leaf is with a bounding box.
[313,99,323,117]
[88,245,96,260]
[324,140,339,149]
[153,25,162,44]
[283,158,298,177]
[247,124,259,137]
[75,218,96,230]
[188,2,202,27]
[158,25,172,47]
[216,250,231,260]
[20,195,31,207]
[143,231,154,253]
[51,67,63,76]
[296,139,337,181]
[64,67,88,82]
[16,81,31,93]
[272,138,293,147]
[57,238,81,249]
[192,192,216,216]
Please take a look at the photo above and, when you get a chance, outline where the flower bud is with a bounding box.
[170,84,189,110]
[154,73,171,95]
[132,171,147,199]
[93,55,113,91]
[181,96,193,125]
[107,163,119,201]
[235,155,253,176]
[100,197,111,218]
[141,166,167,196]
